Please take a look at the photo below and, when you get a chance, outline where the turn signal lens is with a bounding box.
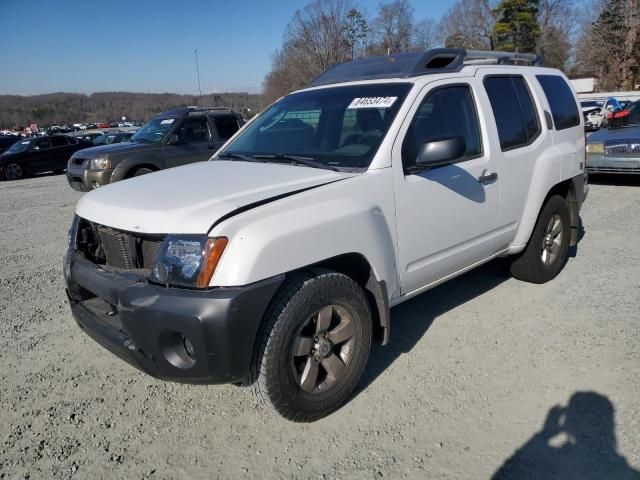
[196,237,228,288]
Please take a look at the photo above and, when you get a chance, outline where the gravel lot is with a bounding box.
[0,173,638,479]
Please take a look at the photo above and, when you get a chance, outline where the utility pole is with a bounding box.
[194,49,202,105]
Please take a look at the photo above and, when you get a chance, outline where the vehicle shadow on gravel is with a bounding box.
[588,174,640,187]
[353,259,512,399]
[492,391,640,480]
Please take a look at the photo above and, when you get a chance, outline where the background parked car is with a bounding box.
[92,131,134,145]
[0,135,20,155]
[75,132,106,143]
[581,100,603,132]
[586,100,640,175]
[0,135,92,180]
[66,107,244,191]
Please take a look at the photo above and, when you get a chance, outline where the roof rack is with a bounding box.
[310,48,543,87]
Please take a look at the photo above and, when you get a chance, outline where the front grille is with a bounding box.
[72,157,87,166]
[87,224,162,270]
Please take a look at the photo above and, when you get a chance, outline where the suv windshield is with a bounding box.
[221,83,412,170]
[130,117,176,143]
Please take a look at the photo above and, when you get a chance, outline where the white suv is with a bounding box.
[64,49,588,422]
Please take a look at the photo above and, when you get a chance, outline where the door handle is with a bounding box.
[478,170,498,183]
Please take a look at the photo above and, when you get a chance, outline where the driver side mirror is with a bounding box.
[415,137,466,169]
[166,134,180,145]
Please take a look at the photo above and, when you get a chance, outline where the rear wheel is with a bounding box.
[250,270,372,422]
[3,163,24,180]
[510,195,571,283]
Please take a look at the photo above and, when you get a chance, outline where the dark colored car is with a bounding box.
[66,107,244,191]
[0,135,92,180]
[0,136,20,155]
[92,131,134,146]
[586,100,640,174]
[76,132,106,143]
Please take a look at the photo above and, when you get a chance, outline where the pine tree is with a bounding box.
[492,0,540,52]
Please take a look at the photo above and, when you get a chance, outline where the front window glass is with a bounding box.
[177,118,209,144]
[130,117,176,143]
[222,83,412,170]
[402,85,482,167]
[6,139,34,154]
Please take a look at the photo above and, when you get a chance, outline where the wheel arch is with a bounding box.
[304,253,390,345]
[123,163,159,179]
[541,178,580,247]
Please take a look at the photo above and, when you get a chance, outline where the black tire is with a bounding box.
[2,162,24,181]
[250,269,372,422]
[127,167,155,178]
[510,195,571,284]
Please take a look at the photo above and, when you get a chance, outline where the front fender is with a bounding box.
[210,169,401,299]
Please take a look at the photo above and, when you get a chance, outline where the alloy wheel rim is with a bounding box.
[541,214,563,265]
[291,304,356,394]
[5,163,22,180]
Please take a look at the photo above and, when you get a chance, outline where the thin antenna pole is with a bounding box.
[194,49,202,105]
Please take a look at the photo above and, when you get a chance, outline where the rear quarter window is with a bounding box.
[536,75,580,130]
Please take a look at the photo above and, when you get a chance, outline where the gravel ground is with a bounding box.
[0,173,638,479]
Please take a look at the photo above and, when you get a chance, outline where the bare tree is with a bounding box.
[537,0,577,70]
[439,0,496,50]
[369,0,414,54]
[574,0,638,90]
[412,18,440,51]
[346,8,369,59]
[263,0,355,102]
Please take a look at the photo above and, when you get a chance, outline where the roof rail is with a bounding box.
[310,48,543,87]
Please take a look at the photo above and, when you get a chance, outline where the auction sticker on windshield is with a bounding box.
[347,97,398,109]
[160,119,175,125]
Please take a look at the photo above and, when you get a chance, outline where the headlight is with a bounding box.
[150,235,228,288]
[586,143,604,154]
[90,156,111,169]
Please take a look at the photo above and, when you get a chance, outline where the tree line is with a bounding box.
[0,92,262,130]
[263,0,640,101]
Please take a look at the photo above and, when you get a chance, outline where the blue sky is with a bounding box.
[1,0,456,96]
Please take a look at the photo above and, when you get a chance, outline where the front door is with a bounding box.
[163,117,212,168]
[27,137,53,174]
[393,79,501,295]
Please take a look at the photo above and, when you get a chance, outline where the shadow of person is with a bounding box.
[493,392,640,480]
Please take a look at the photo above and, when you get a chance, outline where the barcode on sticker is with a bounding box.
[347,96,398,109]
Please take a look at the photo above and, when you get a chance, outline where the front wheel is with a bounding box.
[3,163,24,180]
[250,270,372,422]
[510,195,571,283]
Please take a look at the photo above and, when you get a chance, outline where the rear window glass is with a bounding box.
[536,75,580,130]
[484,76,540,150]
[213,116,240,140]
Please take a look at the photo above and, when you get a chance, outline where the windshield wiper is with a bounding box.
[217,152,261,162]
[252,154,339,172]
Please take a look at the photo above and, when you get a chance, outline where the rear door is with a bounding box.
[210,114,242,149]
[392,78,501,294]
[163,116,212,168]
[478,71,550,248]
[49,136,71,170]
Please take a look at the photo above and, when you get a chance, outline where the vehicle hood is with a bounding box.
[76,160,358,234]
[72,141,156,159]
[588,125,640,143]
